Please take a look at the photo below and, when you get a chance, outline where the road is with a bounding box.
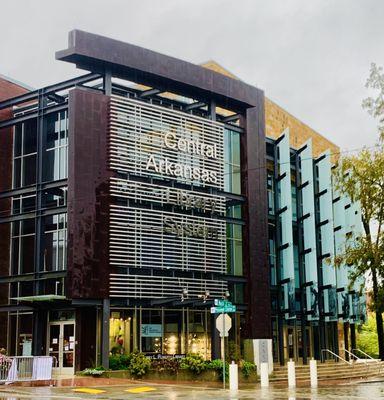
[1,381,384,399]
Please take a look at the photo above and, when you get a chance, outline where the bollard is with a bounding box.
[229,361,238,391]
[260,362,269,387]
[287,359,296,388]
[310,358,317,388]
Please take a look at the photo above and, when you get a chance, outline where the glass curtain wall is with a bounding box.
[44,111,68,182]
[224,129,241,194]
[109,308,211,359]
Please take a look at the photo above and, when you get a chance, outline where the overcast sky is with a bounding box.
[1,0,383,151]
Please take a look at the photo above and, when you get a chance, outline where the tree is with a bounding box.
[362,63,384,141]
[357,315,379,359]
[333,63,384,360]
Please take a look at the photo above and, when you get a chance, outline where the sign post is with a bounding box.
[211,299,236,389]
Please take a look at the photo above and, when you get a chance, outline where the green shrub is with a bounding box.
[227,341,242,362]
[110,352,150,376]
[357,316,380,358]
[128,351,151,377]
[151,358,181,375]
[206,358,229,381]
[241,361,256,378]
[180,353,207,375]
[109,355,123,370]
[81,368,105,376]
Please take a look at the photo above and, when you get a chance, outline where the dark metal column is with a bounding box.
[333,321,339,356]
[343,322,350,361]
[295,150,308,364]
[32,92,47,356]
[103,69,112,96]
[101,299,110,369]
[34,90,47,296]
[32,308,47,356]
[211,313,221,360]
[350,323,356,352]
[209,99,216,121]
[313,160,326,361]
[273,139,285,366]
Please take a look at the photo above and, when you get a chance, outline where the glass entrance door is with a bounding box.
[48,322,75,375]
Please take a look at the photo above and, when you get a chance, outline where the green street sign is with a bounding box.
[214,299,234,308]
[210,305,236,314]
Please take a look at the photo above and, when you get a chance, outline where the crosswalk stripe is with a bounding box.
[125,386,156,393]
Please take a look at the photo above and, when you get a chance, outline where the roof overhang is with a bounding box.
[11,295,67,302]
[56,30,263,113]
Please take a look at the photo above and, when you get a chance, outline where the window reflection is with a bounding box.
[224,129,241,194]
[227,223,243,276]
[44,213,67,272]
[44,111,68,182]
[13,120,37,189]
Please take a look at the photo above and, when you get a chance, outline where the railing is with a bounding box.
[352,348,381,364]
[343,348,364,363]
[321,349,353,365]
[0,356,55,384]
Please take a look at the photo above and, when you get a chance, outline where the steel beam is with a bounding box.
[222,114,241,123]
[184,101,206,111]
[0,271,66,283]
[0,179,67,200]
[140,88,162,98]
[0,206,67,224]
[0,73,101,111]
[0,103,68,129]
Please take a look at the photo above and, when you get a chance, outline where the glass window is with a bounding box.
[267,170,275,215]
[44,213,67,272]
[231,283,244,304]
[227,223,243,276]
[269,231,277,286]
[43,111,68,182]
[11,219,35,275]
[22,154,36,186]
[226,204,242,219]
[164,310,183,355]
[188,310,210,358]
[23,119,37,155]
[293,227,300,289]
[13,119,37,189]
[43,187,67,209]
[141,309,162,353]
[224,129,241,194]
[291,183,297,221]
[109,310,135,355]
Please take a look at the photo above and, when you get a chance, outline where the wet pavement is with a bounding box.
[1,379,384,400]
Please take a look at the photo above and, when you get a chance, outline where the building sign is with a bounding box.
[108,95,227,299]
[109,95,224,189]
[145,132,219,184]
[110,178,225,215]
[141,324,162,337]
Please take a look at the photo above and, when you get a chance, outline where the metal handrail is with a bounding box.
[343,348,364,363]
[321,349,353,365]
[352,348,381,364]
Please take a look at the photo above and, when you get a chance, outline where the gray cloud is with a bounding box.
[1,0,382,150]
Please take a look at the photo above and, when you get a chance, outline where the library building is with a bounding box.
[0,31,366,374]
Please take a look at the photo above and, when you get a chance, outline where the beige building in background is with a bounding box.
[202,61,340,157]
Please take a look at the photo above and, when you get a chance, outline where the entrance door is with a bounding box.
[48,322,75,375]
[297,326,311,361]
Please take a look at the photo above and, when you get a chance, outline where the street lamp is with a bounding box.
[181,288,188,302]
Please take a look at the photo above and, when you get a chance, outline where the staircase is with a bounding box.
[270,360,384,383]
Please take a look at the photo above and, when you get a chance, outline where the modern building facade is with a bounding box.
[0,30,365,374]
